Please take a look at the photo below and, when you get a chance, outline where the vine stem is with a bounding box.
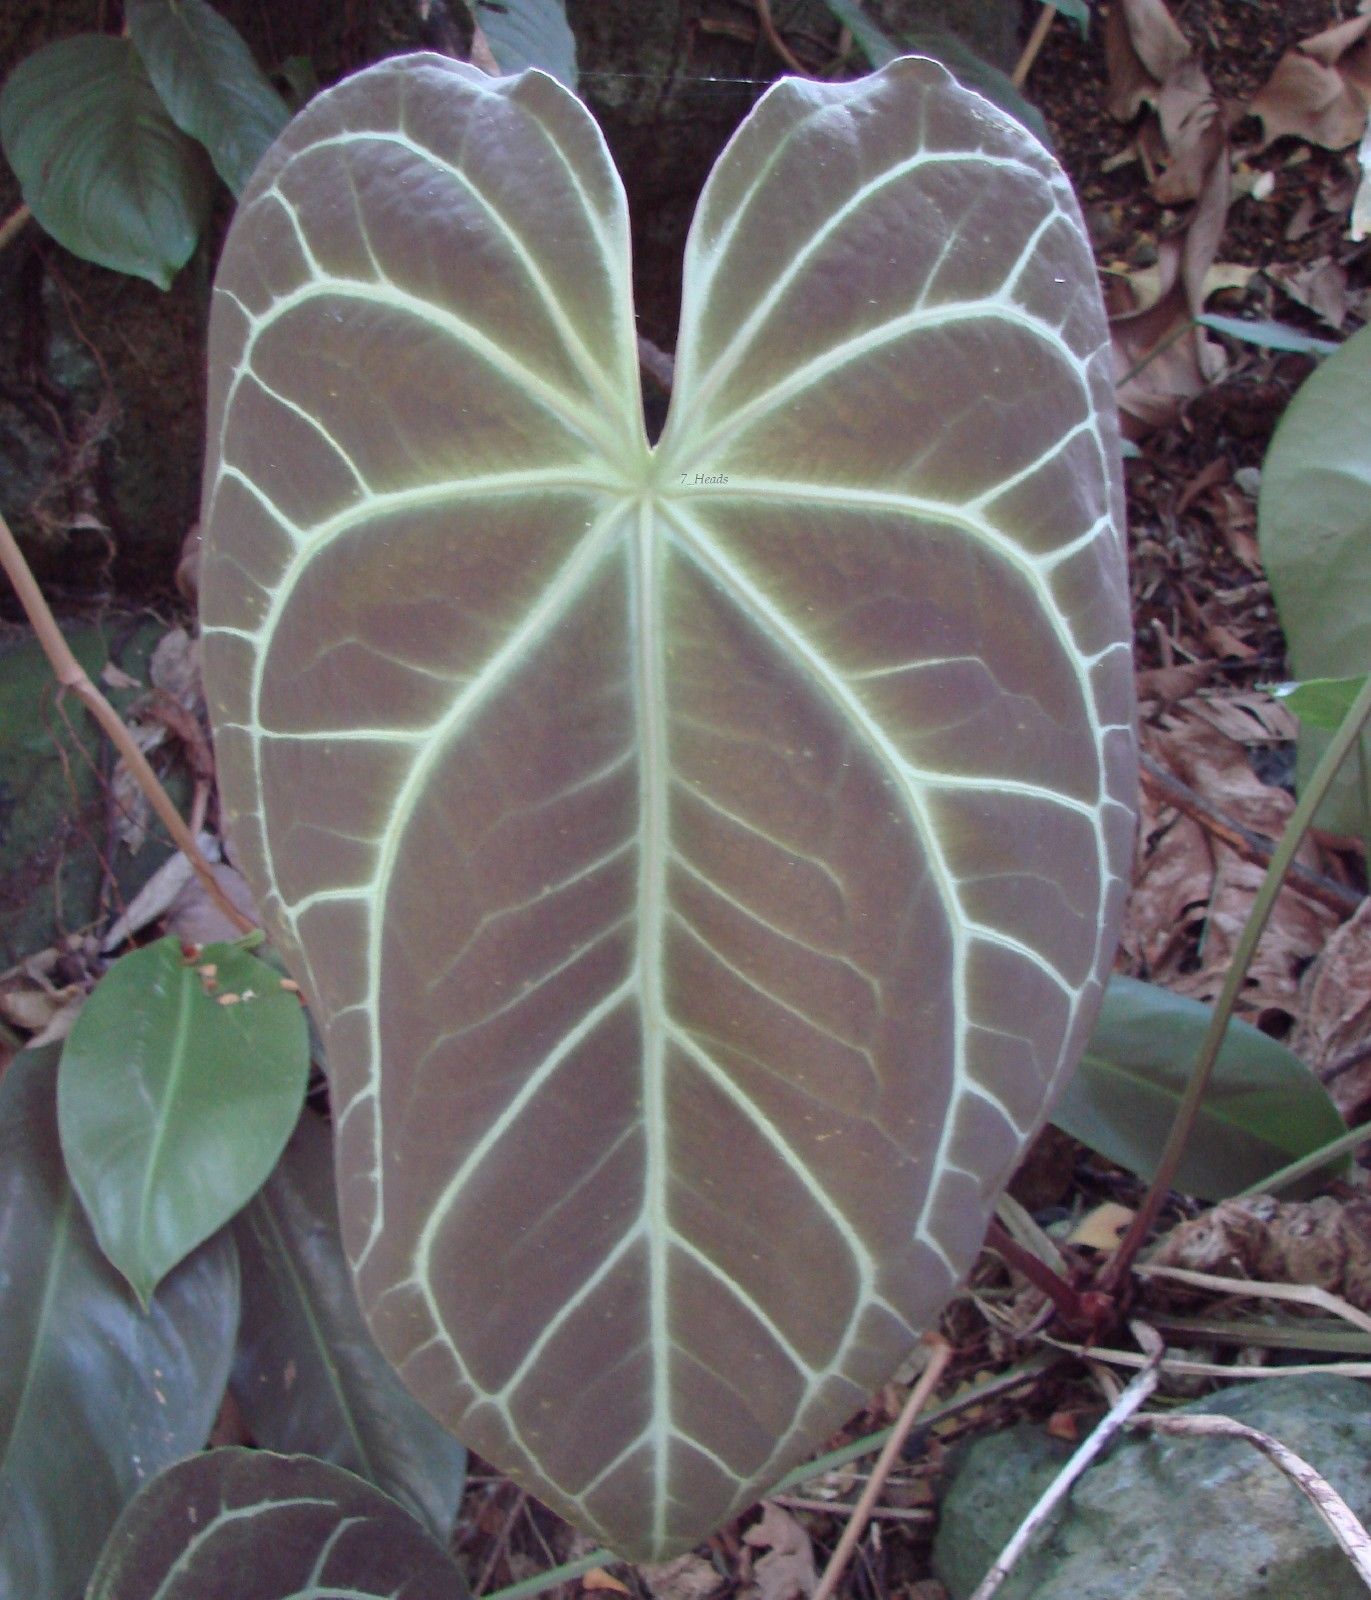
[1099,671,1371,1294]
[0,204,31,254]
[810,1334,954,1600]
[0,508,255,938]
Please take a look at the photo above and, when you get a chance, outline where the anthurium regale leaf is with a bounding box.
[1056,976,1348,1200]
[87,1449,470,1600]
[58,935,309,1303]
[0,34,210,287]
[0,1047,239,1600]
[232,1108,469,1538]
[200,55,1135,1558]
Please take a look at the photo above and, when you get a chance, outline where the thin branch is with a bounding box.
[1135,1262,1371,1339]
[755,0,812,76]
[1140,751,1362,918]
[1012,3,1056,89]
[1126,1413,1371,1588]
[0,509,255,938]
[0,204,32,254]
[811,1334,954,1600]
[1099,670,1371,1295]
[967,1327,1164,1600]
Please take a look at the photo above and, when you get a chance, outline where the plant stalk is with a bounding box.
[0,510,255,938]
[1100,671,1371,1294]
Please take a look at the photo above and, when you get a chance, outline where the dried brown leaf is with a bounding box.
[1249,15,1371,151]
[640,1554,724,1600]
[1293,897,1371,1116]
[740,1505,817,1600]
[1149,1196,1371,1313]
[1104,0,1192,121]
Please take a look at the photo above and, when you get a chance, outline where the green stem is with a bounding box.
[1240,1116,1371,1199]
[1101,671,1371,1292]
[483,1549,619,1600]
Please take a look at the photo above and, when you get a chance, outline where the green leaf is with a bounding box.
[88,1449,470,1600]
[820,0,899,65]
[1272,674,1369,732]
[1197,312,1339,357]
[1043,0,1090,30]
[1054,977,1349,1200]
[0,33,210,287]
[1258,320,1371,838]
[200,55,1134,1557]
[474,1,578,87]
[0,1046,239,1600]
[232,1109,468,1539]
[58,934,309,1303]
[126,0,290,196]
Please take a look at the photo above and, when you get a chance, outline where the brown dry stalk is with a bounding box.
[1012,4,1056,89]
[810,1333,954,1600]
[0,509,255,938]
[755,0,812,76]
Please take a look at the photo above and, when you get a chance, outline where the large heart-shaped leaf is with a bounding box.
[200,54,1135,1558]
[0,33,210,287]
[88,1449,470,1600]
[0,1047,239,1600]
[232,1108,469,1538]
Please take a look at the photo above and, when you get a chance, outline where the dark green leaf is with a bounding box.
[1043,0,1091,30]
[126,0,290,196]
[1258,321,1371,837]
[233,1109,467,1539]
[475,1,578,87]
[0,34,209,287]
[1054,977,1349,1200]
[87,1449,470,1600]
[819,0,899,65]
[58,935,309,1303]
[0,1046,238,1600]
[201,54,1134,1558]
[1272,674,1369,732]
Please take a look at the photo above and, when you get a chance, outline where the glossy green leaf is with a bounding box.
[1258,321,1371,837]
[1044,0,1090,29]
[58,934,309,1303]
[0,1046,239,1600]
[1272,673,1369,731]
[233,1108,468,1538]
[88,1449,470,1600]
[0,34,210,287]
[127,0,290,196]
[475,0,578,87]
[1054,976,1349,1200]
[201,55,1134,1557]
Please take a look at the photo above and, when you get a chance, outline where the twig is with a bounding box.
[0,204,31,254]
[1140,751,1362,918]
[1011,3,1055,89]
[1135,1262,1371,1339]
[1040,1332,1371,1380]
[772,1494,933,1522]
[755,0,811,75]
[1125,1413,1371,1589]
[0,509,255,938]
[811,1333,953,1600]
[967,1326,1165,1600]
[1099,671,1371,1296]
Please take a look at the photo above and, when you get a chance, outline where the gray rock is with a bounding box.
[933,1375,1371,1600]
